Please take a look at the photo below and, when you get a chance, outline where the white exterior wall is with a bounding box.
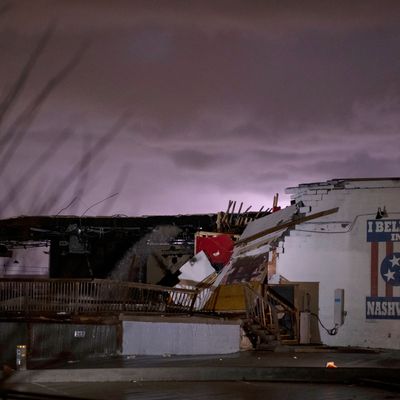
[123,320,241,355]
[277,181,400,349]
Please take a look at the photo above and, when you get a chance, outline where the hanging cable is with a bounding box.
[310,312,339,336]
[81,192,119,216]
[55,196,78,216]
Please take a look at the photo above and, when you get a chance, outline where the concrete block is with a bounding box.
[299,194,323,201]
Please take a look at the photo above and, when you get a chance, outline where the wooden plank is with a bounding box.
[235,207,339,246]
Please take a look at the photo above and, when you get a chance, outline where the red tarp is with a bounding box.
[195,233,234,269]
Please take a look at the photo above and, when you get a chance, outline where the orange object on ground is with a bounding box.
[326,361,338,368]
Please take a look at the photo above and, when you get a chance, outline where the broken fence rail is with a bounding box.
[0,278,200,315]
[243,284,280,338]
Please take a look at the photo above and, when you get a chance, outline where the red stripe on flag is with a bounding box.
[371,242,378,296]
[386,241,393,297]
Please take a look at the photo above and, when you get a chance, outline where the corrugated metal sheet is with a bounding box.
[30,323,119,359]
[0,322,28,364]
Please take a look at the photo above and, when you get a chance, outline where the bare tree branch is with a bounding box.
[0,18,124,219]
[30,175,56,215]
[0,129,74,214]
[30,176,54,216]
[1,175,23,215]
[0,25,55,130]
[37,112,130,214]
[63,133,93,215]
[0,42,88,175]
[98,163,131,215]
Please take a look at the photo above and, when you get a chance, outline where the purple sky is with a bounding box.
[1,0,400,217]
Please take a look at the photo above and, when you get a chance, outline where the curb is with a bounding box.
[4,366,398,384]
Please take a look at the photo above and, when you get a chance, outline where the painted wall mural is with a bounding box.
[366,220,400,319]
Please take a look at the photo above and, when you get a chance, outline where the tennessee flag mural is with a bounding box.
[366,220,400,319]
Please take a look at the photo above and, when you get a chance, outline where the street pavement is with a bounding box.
[1,347,400,399]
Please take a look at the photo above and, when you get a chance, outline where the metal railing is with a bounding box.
[0,279,198,315]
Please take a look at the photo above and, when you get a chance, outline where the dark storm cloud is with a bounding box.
[3,1,400,134]
[5,0,400,35]
[1,0,400,217]
[306,152,400,179]
[250,149,317,163]
[170,149,233,170]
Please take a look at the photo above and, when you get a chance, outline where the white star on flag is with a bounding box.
[389,255,400,268]
[384,268,396,282]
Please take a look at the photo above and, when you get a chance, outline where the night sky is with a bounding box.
[1,1,399,218]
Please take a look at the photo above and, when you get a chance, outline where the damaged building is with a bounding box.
[1,178,400,365]
[0,208,266,360]
[277,178,400,349]
[211,178,400,350]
